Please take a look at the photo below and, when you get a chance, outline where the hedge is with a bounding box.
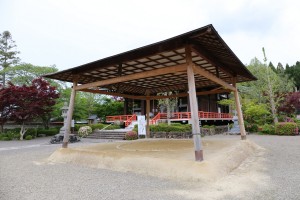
[275,122,298,136]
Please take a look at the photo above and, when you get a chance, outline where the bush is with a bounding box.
[90,124,105,131]
[125,131,138,140]
[0,130,19,140]
[1,137,10,141]
[24,128,37,138]
[74,124,86,131]
[25,135,33,140]
[150,123,191,133]
[261,124,275,135]
[37,128,58,136]
[245,123,258,132]
[275,122,298,135]
[78,126,92,138]
[105,124,121,130]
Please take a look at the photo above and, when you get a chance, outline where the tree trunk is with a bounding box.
[19,122,27,140]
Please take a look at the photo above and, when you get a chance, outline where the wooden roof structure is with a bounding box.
[44,24,256,99]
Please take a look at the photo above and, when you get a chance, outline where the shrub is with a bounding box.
[37,129,58,136]
[245,123,258,132]
[150,123,191,133]
[74,124,86,131]
[78,126,93,138]
[0,130,19,140]
[132,124,138,132]
[1,137,10,141]
[125,131,138,140]
[275,122,298,135]
[24,128,37,138]
[25,135,33,140]
[90,124,105,131]
[261,124,275,135]
[105,124,121,130]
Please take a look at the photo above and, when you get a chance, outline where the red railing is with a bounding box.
[107,112,232,127]
[150,111,232,124]
[106,114,137,127]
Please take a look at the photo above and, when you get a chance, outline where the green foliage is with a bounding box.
[90,123,105,131]
[244,121,258,132]
[96,97,124,119]
[1,137,10,141]
[261,124,275,135]
[78,126,92,137]
[25,135,32,140]
[150,123,191,133]
[244,102,270,125]
[133,124,138,132]
[37,128,58,136]
[105,124,121,130]
[0,130,19,140]
[275,122,298,135]
[4,63,58,86]
[0,31,20,86]
[241,57,294,123]
[125,131,138,140]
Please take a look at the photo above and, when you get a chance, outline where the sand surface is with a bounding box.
[48,138,261,182]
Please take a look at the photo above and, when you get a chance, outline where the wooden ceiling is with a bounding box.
[43,24,256,97]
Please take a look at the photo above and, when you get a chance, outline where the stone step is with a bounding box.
[87,131,126,140]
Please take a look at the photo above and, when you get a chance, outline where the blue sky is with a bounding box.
[1,0,299,71]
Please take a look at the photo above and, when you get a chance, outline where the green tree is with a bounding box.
[95,97,124,120]
[0,31,20,86]
[285,61,300,90]
[240,56,294,124]
[4,63,58,85]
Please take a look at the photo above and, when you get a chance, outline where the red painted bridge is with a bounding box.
[106,111,233,127]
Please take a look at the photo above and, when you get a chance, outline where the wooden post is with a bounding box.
[146,98,150,138]
[62,79,77,148]
[186,46,203,161]
[233,78,246,140]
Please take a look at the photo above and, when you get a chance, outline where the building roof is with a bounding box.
[43,24,256,97]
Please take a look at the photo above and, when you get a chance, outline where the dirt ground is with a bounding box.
[48,137,261,182]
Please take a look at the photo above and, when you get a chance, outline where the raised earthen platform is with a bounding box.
[48,137,260,182]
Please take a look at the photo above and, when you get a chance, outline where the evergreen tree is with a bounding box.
[0,31,20,86]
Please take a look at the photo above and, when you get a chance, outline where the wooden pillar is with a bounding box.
[62,79,77,148]
[233,78,246,140]
[186,46,203,161]
[146,98,150,138]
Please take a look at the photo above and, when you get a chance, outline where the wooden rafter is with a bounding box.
[191,44,234,77]
[78,88,147,100]
[192,64,235,91]
[75,64,187,90]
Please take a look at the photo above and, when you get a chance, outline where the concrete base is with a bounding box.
[195,150,204,161]
[241,135,247,140]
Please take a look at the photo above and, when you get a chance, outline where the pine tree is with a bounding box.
[0,31,20,86]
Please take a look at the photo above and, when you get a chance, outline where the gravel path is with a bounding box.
[1,135,300,200]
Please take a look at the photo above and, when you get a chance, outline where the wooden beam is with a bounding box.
[233,77,247,140]
[192,64,235,91]
[62,79,78,148]
[75,64,187,90]
[186,46,203,162]
[78,88,147,100]
[146,98,150,138]
[191,44,235,77]
[148,89,231,100]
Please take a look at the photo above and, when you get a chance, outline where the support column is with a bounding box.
[62,79,77,148]
[146,98,150,138]
[186,46,203,161]
[233,78,246,140]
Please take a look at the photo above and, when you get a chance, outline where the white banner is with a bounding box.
[137,115,146,135]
